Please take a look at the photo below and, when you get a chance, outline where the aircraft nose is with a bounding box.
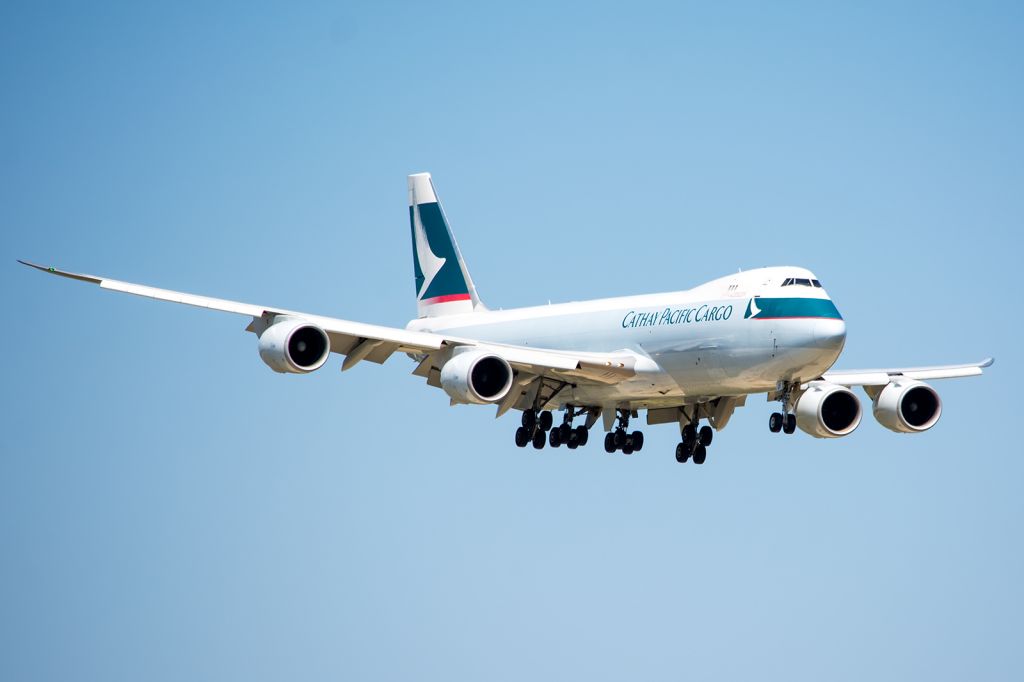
[813,318,847,351]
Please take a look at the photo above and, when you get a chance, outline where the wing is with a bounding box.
[821,357,994,387]
[19,260,639,389]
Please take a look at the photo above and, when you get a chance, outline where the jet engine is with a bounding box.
[872,380,942,433]
[795,381,862,438]
[440,350,513,404]
[258,318,331,374]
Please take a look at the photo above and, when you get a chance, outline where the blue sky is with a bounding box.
[2,2,1021,680]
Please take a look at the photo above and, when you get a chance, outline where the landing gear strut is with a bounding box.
[604,409,644,455]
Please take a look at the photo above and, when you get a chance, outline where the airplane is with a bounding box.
[20,172,993,464]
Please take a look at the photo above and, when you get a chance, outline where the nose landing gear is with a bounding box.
[769,381,799,435]
[769,412,797,434]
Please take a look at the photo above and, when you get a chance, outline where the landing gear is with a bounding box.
[605,409,643,455]
[675,418,714,464]
[769,412,797,435]
[517,407,591,451]
[769,381,799,437]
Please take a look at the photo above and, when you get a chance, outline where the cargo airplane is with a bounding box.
[20,173,993,464]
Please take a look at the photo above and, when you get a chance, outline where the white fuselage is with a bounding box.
[407,266,847,409]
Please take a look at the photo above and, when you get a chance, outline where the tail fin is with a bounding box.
[408,173,486,318]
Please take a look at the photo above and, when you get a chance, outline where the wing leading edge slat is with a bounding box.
[822,358,993,387]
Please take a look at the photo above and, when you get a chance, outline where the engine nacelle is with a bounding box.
[258,318,330,374]
[873,380,942,433]
[796,381,862,438]
[440,350,513,404]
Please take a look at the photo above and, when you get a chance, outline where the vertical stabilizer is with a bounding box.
[408,173,485,318]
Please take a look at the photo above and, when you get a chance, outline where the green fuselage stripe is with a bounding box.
[748,297,842,320]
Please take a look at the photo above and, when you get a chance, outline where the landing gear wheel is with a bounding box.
[631,431,644,451]
[559,423,572,442]
[675,442,690,463]
[769,412,784,433]
[575,425,589,446]
[532,429,546,449]
[698,425,713,446]
[539,411,553,432]
[515,426,530,448]
[783,413,797,434]
[622,436,634,455]
[567,432,580,449]
[692,444,707,465]
[522,411,537,430]
[549,428,562,447]
[613,429,626,448]
[604,433,616,453]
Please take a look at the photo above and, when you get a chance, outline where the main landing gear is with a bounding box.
[603,409,644,455]
[515,408,589,450]
[549,408,590,449]
[675,422,714,464]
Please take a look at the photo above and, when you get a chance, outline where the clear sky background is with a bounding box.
[1,2,1021,680]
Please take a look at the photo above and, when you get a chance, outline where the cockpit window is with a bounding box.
[811,279,822,288]
[782,277,815,287]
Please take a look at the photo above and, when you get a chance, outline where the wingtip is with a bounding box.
[18,259,50,272]
[17,260,103,284]
[981,357,995,368]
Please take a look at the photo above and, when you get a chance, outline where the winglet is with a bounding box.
[980,357,995,368]
[18,260,102,284]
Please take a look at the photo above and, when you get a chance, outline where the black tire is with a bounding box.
[559,423,571,441]
[613,429,626,448]
[532,429,546,449]
[549,428,561,447]
[769,412,783,433]
[783,413,797,434]
[682,424,697,443]
[699,425,713,446]
[522,411,536,430]
[675,442,689,463]
[692,444,707,464]
[631,431,644,451]
[575,425,589,446]
[604,432,617,453]
[539,411,553,431]
[622,444,634,455]
[567,433,579,449]
[515,426,529,447]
